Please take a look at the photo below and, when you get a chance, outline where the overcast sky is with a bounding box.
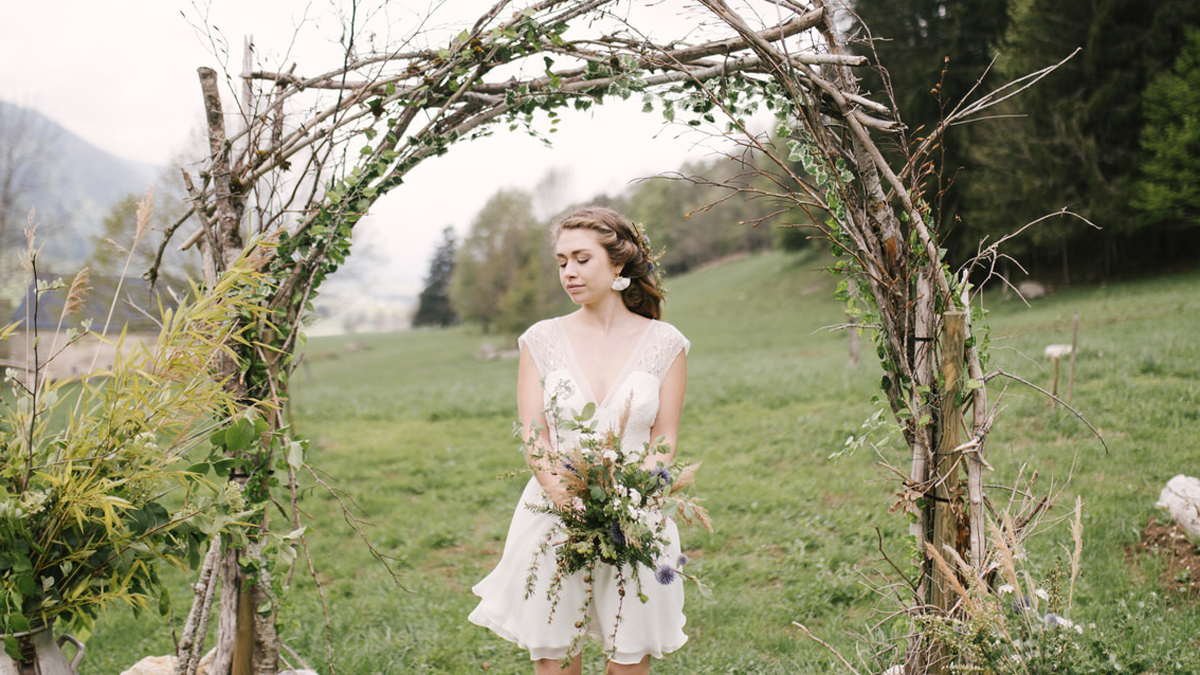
[0,0,752,294]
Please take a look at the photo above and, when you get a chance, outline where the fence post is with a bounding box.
[928,310,968,674]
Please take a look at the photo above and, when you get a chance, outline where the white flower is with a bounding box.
[998,583,1015,595]
[1034,588,1050,601]
[20,490,48,515]
[601,449,618,463]
[628,488,641,505]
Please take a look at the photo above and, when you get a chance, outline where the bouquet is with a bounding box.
[521,387,711,655]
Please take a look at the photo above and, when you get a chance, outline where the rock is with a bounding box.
[1043,344,1074,360]
[1156,475,1200,540]
[120,649,214,675]
[1017,280,1048,298]
[120,656,175,675]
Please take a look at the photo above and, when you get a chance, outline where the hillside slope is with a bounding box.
[1,100,158,266]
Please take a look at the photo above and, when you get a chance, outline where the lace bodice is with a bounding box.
[518,317,689,452]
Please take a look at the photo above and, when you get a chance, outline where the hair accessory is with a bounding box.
[630,221,664,284]
[611,276,631,292]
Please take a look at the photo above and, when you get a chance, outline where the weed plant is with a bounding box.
[79,254,1200,673]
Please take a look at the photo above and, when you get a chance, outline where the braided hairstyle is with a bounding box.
[555,206,664,320]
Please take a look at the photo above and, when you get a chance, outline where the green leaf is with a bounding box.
[158,587,172,615]
[211,458,238,477]
[15,575,36,596]
[577,402,596,422]
[6,614,30,633]
[224,417,257,454]
[286,441,305,470]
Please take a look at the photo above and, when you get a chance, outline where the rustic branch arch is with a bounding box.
[163,2,1068,673]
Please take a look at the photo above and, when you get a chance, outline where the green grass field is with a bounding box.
[81,250,1200,673]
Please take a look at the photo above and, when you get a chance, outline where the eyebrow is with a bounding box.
[556,249,592,258]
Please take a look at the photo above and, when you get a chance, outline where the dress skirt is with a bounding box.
[469,477,688,664]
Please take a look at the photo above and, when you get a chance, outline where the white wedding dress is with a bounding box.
[469,317,690,664]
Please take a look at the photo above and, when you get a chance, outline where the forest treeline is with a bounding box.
[415,0,1200,332]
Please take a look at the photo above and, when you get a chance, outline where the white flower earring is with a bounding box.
[611,276,631,291]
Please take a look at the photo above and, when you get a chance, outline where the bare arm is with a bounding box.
[517,343,572,508]
[644,350,687,469]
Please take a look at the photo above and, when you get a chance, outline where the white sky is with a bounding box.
[0,0,758,294]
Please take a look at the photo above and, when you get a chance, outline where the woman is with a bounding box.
[469,206,690,674]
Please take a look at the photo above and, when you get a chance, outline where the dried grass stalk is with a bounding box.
[63,267,91,317]
[1068,496,1083,614]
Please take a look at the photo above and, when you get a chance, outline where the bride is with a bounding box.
[469,206,691,675]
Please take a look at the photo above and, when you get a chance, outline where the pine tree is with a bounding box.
[1134,28,1200,233]
[412,226,459,328]
[962,0,1200,279]
[852,0,1009,261]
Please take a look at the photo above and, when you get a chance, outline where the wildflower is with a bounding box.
[1043,612,1080,632]
[677,553,689,567]
[651,466,672,490]
[655,563,676,585]
[561,459,579,476]
[1034,588,1050,601]
[19,490,48,516]
[610,522,626,546]
[997,583,1015,595]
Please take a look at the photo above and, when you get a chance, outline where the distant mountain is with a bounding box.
[0,101,159,268]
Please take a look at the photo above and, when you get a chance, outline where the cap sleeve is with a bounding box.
[517,319,564,377]
[641,321,689,381]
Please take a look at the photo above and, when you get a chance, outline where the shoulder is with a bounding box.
[517,317,560,349]
[649,319,690,356]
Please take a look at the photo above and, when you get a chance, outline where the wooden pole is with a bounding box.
[1068,311,1079,405]
[929,310,967,675]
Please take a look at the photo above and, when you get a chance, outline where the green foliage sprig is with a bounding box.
[0,253,263,650]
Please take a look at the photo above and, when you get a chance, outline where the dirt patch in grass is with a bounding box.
[1138,516,1200,598]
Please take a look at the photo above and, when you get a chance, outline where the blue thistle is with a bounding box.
[655,563,676,585]
[610,521,626,546]
[676,553,689,567]
[651,466,672,490]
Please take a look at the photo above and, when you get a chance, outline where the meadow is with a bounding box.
[83,250,1200,673]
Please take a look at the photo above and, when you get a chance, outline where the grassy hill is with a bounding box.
[82,250,1200,673]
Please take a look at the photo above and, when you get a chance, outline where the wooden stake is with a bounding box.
[929,311,967,675]
[1069,311,1079,405]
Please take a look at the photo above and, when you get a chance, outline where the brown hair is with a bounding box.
[555,206,664,320]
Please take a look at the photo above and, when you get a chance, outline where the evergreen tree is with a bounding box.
[962,0,1200,280]
[852,0,1009,260]
[1133,27,1200,235]
[412,226,460,328]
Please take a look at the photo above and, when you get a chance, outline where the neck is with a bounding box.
[575,295,639,334]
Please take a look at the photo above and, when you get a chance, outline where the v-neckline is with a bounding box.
[556,316,655,408]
